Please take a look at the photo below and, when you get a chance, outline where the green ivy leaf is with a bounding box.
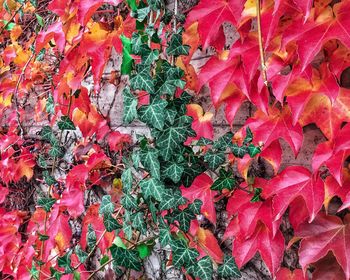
[43,170,57,186]
[99,195,114,215]
[187,256,213,280]
[211,169,235,191]
[138,97,167,130]
[57,116,75,130]
[140,45,159,65]
[166,33,190,56]
[154,65,186,95]
[75,245,88,263]
[100,255,110,265]
[157,116,194,160]
[87,224,97,250]
[40,126,57,144]
[110,245,142,271]
[213,132,234,150]
[121,168,133,192]
[162,161,184,183]
[196,137,214,146]
[140,148,160,179]
[104,213,122,232]
[135,6,150,22]
[204,150,225,170]
[243,126,253,144]
[30,262,39,280]
[123,86,138,124]
[139,178,165,201]
[121,194,138,210]
[230,144,248,159]
[248,144,261,158]
[217,255,241,278]
[188,199,203,215]
[250,187,262,202]
[49,144,65,158]
[173,208,195,232]
[137,243,152,259]
[131,32,146,54]
[160,189,187,211]
[37,197,56,212]
[170,239,199,268]
[50,267,62,280]
[121,35,133,75]
[130,63,154,93]
[46,94,55,114]
[159,225,172,247]
[38,233,49,241]
[58,250,73,273]
[132,212,147,234]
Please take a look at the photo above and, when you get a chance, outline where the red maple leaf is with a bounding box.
[180,173,217,224]
[186,0,244,49]
[296,212,350,279]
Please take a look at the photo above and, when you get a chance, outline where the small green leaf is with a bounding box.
[130,63,154,93]
[140,178,164,201]
[250,188,262,202]
[162,161,184,183]
[49,144,65,158]
[2,20,15,31]
[217,255,241,278]
[121,35,133,75]
[46,94,55,114]
[121,168,133,192]
[57,116,75,130]
[35,13,44,27]
[87,224,97,250]
[188,199,202,215]
[166,33,190,56]
[211,169,235,191]
[37,197,56,212]
[187,256,213,280]
[43,170,57,186]
[204,150,225,170]
[230,144,248,158]
[38,233,49,241]
[103,213,122,232]
[173,208,195,232]
[123,86,138,123]
[135,6,150,22]
[137,243,152,259]
[132,212,147,234]
[121,194,138,210]
[196,137,214,146]
[100,255,109,265]
[170,239,199,268]
[58,250,73,273]
[140,148,160,180]
[110,245,142,271]
[75,245,88,263]
[138,97,167,130]
[50,267,62,280]
[160,189,187,211]
[213,132,234,150]
[248,144,261,157]
[243,126,253,144]
[159,225,172,247]
[99,195,114,215]
[40,126,56,144]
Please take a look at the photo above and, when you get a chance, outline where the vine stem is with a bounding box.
[255,0,268,87]
[13,53,34,137]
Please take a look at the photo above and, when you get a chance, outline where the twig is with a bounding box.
[0,3,24,34]
[13,53,34,137]
[255,0,268,87]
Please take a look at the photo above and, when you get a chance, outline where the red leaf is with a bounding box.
[189,221,223,263]
[276,267,306,280]
[264,166,324,222]
[185,104,213,144]
[186,0,244,49]
[296,212,350,279]
[77,0,122,25]
[282,1,350,71]
[36,21,65,53]
[312,252,346,280]
[233,223,284,276]
[180,173,217,224]
[244,106,303,156]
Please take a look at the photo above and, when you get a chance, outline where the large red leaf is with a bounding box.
[186,0,244,49]
[244,106,303,156]
[296,212,350,279]
[185,104,213,144]
[276,267,306,280]
[282,1,350,71]
[180,173,217,224]
[233,223,285,276]
[264,166,324,222]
